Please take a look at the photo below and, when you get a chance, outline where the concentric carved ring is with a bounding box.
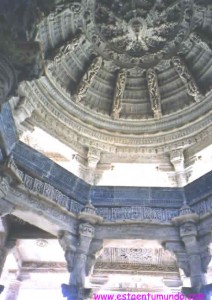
[83,0,194,68]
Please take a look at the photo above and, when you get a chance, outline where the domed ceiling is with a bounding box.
[15,0,212,159]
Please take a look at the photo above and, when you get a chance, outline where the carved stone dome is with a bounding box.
[15,0,212,162]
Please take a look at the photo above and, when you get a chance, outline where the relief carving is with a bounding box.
[146,68,162,119]
[172,56,202,102]
[58,231,77,272]
[75,56,102,103]
[111,70,126,119]
[54,34,84,65]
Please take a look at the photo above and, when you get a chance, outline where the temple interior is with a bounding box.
[0,0,212,299]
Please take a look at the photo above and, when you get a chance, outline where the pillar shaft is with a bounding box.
[4,279,21,300]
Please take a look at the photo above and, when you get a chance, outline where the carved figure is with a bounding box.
[76,56,102,103]
[111,70,126,119]
[172,56,202,102]
[146,68,162,119]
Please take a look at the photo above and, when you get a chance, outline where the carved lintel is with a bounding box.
[172,56,202,102]
[111,69,126,119]
[146,68,162,120]
[75,56,102,103]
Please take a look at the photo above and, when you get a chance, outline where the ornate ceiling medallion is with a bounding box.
[83,0,194,68]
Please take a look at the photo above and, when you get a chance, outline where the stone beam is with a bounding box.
[7,187,79,236]
[95,223,179,241]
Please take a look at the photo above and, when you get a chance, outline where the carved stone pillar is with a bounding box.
[12,96,36,127]
[4,279,21,300]
[0,54,16,107]
[0,157,21,278]
[170,149,187,187]
[0,156,22,214]
[0,218,9,277]
[172,205,206,290]
[61,200,103,300]
[69,222,95,289]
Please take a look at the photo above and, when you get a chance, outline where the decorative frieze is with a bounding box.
[95,247,177,273]
[25,78,212,150]
[11,168,212,224]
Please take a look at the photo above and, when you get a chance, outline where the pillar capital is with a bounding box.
[79,223,95,239]
[78,200,103,225]
[172,204,199,231]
